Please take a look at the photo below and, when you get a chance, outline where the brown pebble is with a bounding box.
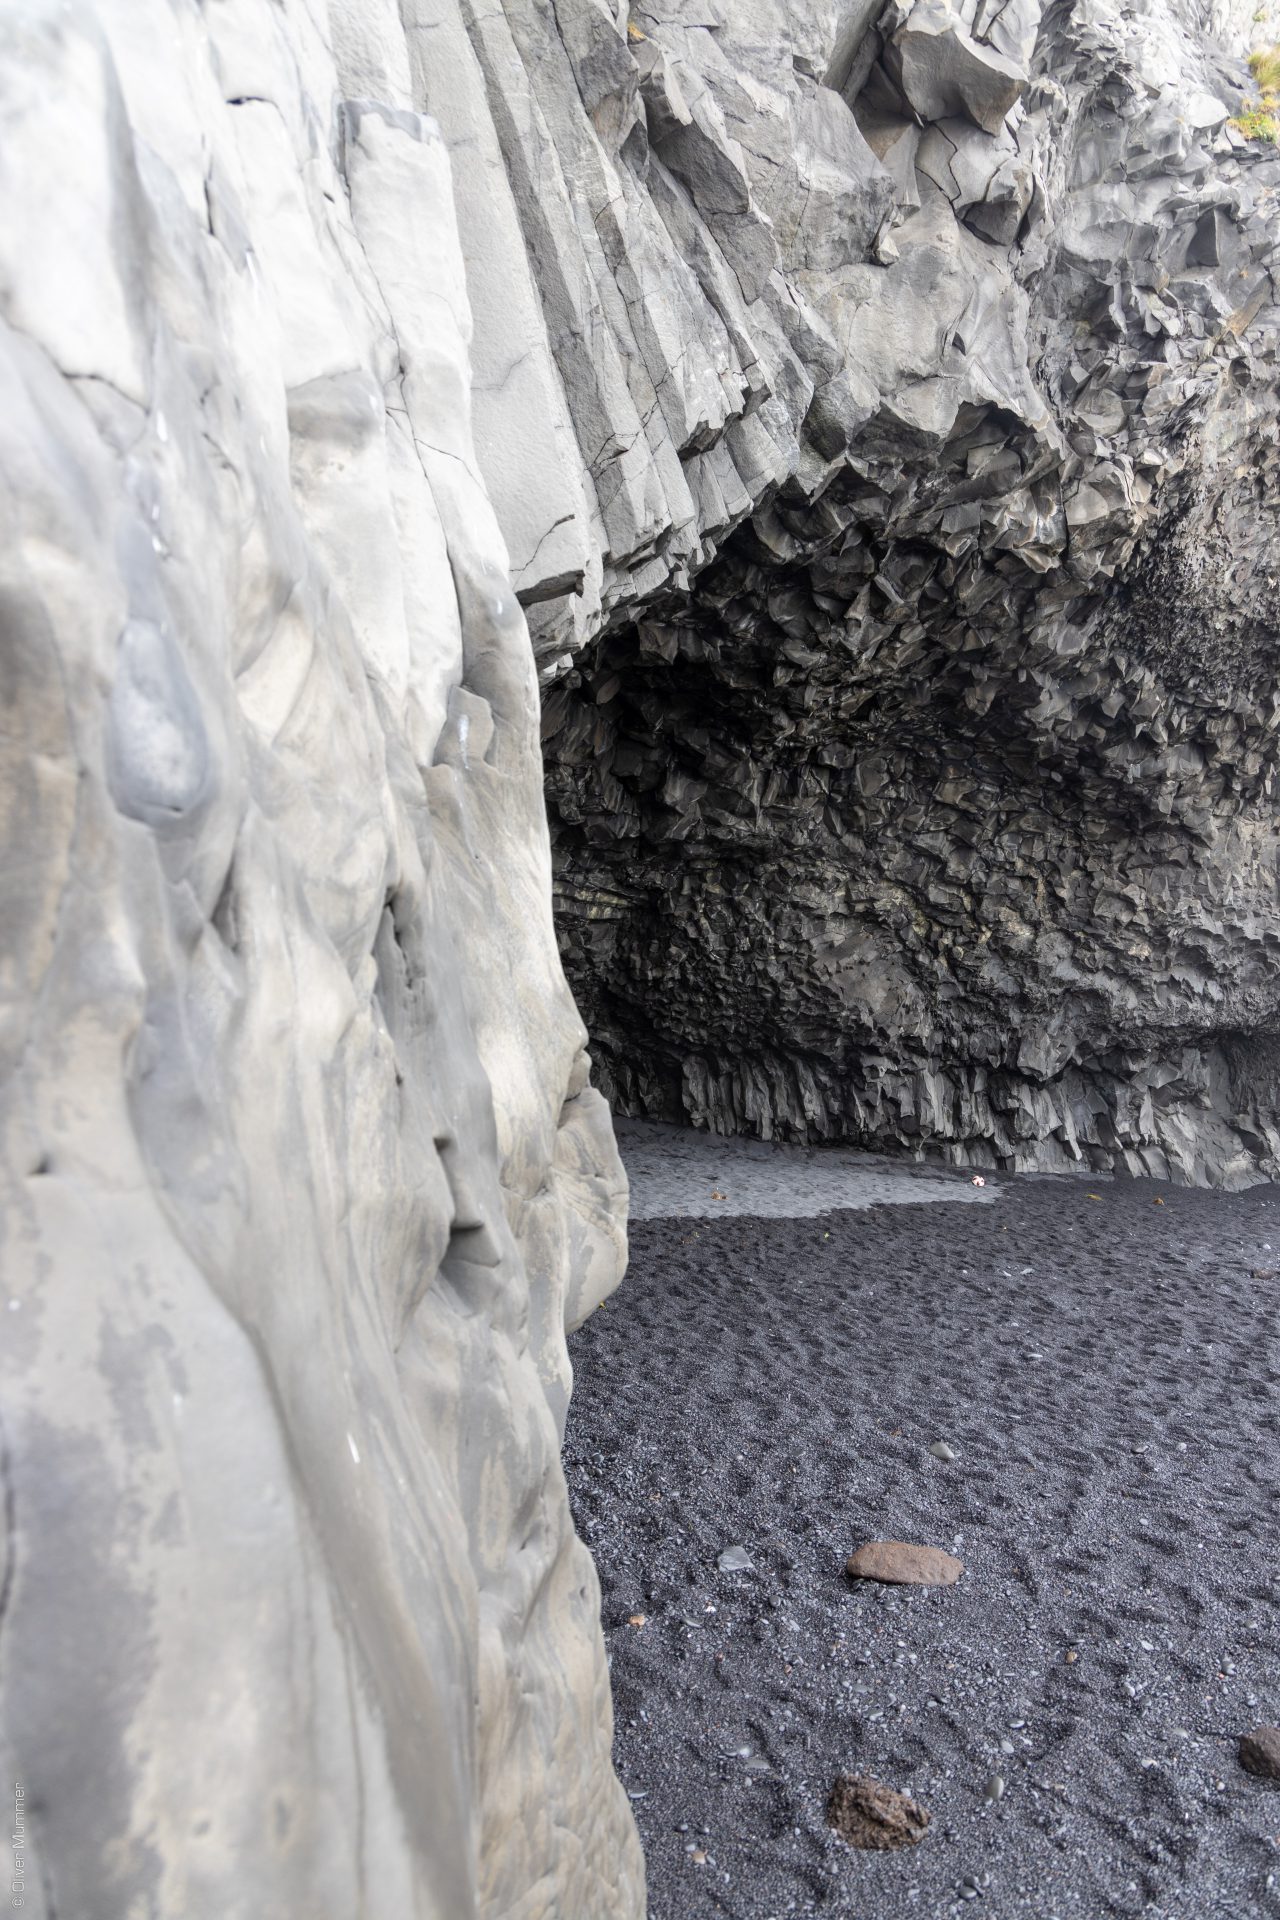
[827,1773,931,1850]
[1240,1726,1280,1779]
[845,1541,964,1587]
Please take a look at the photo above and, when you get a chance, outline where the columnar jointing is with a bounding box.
[540,4,1280,1187]
[545,464,1280,1183]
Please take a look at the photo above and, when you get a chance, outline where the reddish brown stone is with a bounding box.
[1239,1726,1280,1779]
[845,1540,965,1587]
[827,1773,931,1850]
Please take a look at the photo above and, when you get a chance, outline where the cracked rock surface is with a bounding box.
[467,0,1280,1185]
[0,4,639,1917]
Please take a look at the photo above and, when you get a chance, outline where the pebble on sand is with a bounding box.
[846,1541,965,1587]
[717,1544,754,1573]
[1239,1726,1280,1779]
[929,1440,957,1462]
[827,1773,931,1850]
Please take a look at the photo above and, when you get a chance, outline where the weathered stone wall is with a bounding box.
[0,4,640,1915]
[499,0,1280,1186]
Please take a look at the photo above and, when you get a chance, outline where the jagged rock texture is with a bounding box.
[0,4,641,1917]
[505,0,1280,1186]
[4,0,1280,1913]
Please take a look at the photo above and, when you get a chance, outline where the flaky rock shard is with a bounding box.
[828,1772,933,1849]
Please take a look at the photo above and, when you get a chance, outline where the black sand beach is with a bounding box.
[564,1163,1280,1919]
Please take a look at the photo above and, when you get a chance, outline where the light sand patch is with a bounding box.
[617,1118,1001,1219]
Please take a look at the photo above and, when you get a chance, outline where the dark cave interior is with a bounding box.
[542,444,1280,1183]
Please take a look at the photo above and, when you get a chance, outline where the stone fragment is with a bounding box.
[827,1773,931,1849]
[845,1541,965,1586]
[886,1,1026,134]
[787,84,895,271]
[718,1544,755,1572]
[1239,1726,1280,1779]
[929,1440,957,1461]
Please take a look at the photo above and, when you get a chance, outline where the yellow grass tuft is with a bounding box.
[1248,44,1280,90]
[1231,45,1280,140]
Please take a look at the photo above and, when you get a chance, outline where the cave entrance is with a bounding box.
[538,495,997,1153]
[539,461,1276,1186]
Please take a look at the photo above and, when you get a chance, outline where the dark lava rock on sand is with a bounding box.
[1240,1726,1280,1780]
[565,1170,1280,1917]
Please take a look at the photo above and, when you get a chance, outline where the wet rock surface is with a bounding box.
[520,0,1280,1184]
[565,1159,1280,1917]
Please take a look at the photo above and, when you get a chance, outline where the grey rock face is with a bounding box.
[0,4,639,1917]
[885,0,1028,134]
[497,0,1280,1186]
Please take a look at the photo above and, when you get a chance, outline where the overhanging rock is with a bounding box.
[465,0,1280,1187]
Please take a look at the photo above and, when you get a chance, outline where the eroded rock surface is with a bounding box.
[0,4,639,1916]
[486,0,1280,1186]
[5,0,1280,1910]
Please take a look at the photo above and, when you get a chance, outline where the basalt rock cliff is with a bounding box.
[526,0,1280,1185]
